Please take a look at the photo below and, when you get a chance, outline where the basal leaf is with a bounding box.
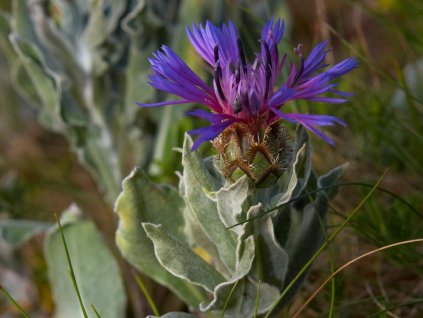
[181,134,237,272]
[45,205,126,318]
[143,223,225,292]
[115,168,206,307]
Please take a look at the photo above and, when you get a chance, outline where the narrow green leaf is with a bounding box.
[45,205,126,318]
[270,127,310,208]
[0,284,31,318]
[55,214,88,318]
[133,272,160,317]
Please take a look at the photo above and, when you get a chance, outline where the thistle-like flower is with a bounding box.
[138,18,357,186]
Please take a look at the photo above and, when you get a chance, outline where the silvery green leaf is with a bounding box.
[143,223,225,292]
[115,168,206,307]
[45,204,126,318]
[291,125,312,196]
[200,235,255,312]
[275,163,347,308]
[11,0,39,44]
[181,203,231,278]
[318,163,349,199]
[274,201,325,310]
[9,35,63,131]
[241,204,289,287]
[215,176,249,235]
[182,134,237,272]
[83,0,126,48]
[0,220,50,247]
[69,125,121,202]
[270,126,311,208]
[205,277,280,318]
[201,236,279,316]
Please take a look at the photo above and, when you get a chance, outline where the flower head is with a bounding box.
[138,18,358,151]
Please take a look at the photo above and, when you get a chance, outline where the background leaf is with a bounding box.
[0,219,50,247]
[44,204,126,318]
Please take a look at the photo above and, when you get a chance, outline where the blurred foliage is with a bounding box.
[352,193,423,271]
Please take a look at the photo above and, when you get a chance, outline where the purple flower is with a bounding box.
[137,18,358,150]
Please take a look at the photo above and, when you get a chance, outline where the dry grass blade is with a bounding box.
[264,169,388,318]
[292,238,423,317]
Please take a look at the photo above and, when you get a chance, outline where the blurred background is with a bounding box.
[0,0,422,317]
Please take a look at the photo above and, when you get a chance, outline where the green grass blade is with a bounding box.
[253,280,261,318]
[0,284,31,318]
[220,280,240,318]
[91,304,102,318]
[55,214,89,318]
[367,299,423,317]
[327,245,336,318]
[133,272,160,317]
[264,169,388,318]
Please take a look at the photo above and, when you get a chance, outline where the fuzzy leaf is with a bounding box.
[215,176,249,235]
[45,205,126,318]
[143,223,225,292]
[242,204,289,287]
[317,163,349,199]
[181,134,237,272]
[271,126,311,208]
[201,236,279,316]
[0,220,50,247]
[115,168,206,307]
[200,235,255,311]
[9,34,63,131]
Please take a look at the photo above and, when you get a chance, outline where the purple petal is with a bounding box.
[261,17,285,46]
[269,85,295,107]
[136,100,191,107]
[186,21,239,67]
[326,58,359,79]
[300,121,336,145]
[271,111,344,145]
[302,41,330,77]
[188,118,237,150]
[281,113,346,126]
[186,109,234,123]
[147,46,221,111]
